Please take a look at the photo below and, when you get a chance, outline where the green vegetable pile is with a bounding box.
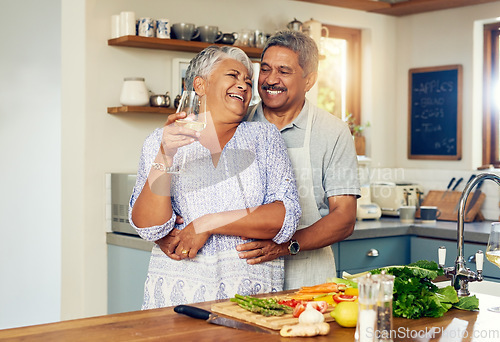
[346,260,479,319]
[230,294,293,317]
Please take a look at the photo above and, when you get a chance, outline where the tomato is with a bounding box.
[292,301,329,317]
[278,299,302,308]
[333,294,357,303]
[292,302,307,317]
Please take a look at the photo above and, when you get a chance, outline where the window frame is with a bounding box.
[322,24,362,126]
[482,22,500,167]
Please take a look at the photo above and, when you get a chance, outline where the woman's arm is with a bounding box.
[162,201,285,260]
[129,112,200,239]
[191,201,286,239]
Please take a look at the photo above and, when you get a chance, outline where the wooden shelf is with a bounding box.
[108,35,264,59]
[107,106,175,115]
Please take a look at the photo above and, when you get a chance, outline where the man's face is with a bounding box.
[258,46,315,113]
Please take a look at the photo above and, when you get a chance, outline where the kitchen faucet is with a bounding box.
[438,173,500,296]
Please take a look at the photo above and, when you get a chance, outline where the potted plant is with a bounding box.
[345,113,370,156]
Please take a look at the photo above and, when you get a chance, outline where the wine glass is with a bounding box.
[175,90,207,132]
[166,90,207,174]
[486,222,500,313]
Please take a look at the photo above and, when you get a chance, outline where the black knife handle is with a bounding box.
[174,305,211,320]
[452,178,463,191]
[446,177,456,189]
[466,174,476,185]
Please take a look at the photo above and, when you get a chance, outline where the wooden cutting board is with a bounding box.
[417,190,485,222]
[211,300,335,330]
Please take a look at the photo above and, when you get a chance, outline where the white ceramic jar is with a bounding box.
[120,77,149,106]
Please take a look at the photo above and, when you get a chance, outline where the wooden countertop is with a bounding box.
[1,292,499,341]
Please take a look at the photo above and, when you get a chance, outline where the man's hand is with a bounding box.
[236,239,287,264]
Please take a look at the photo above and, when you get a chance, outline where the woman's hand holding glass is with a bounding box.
[159,111,200,169]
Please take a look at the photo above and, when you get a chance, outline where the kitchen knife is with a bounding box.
[465,179,485,217]
[440,177,456,200]
[453,175,475,213]
[174,305,274,334]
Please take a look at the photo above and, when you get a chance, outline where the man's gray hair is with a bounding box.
[184,45,253,91]
[262,30,319,76]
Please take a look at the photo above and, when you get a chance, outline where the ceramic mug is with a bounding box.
[197,25,223,43]
[398,206,416,224]
[156,19,170,38]
[119,11,136,36]
[172,23,199,41]
[138,17,155,37]
[420,206,441,223]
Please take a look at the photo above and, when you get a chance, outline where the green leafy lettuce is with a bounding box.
[453,295,479,311]
[346,260,479,319]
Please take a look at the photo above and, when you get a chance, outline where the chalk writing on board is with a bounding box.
[408,65,462,160]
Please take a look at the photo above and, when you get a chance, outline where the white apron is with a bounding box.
[249,104,336,290]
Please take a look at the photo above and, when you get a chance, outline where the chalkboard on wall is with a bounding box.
[408,65,462,160]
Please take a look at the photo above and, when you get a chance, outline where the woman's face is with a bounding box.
[202,58,253,122]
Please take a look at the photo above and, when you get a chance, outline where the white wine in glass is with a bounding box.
[174,119,206,132]
[486,222,500,313]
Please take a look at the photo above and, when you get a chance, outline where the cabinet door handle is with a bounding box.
[467,254,476,263]
[366,249,379,257]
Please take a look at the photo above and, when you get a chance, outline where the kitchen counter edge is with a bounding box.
[107,218,496,251]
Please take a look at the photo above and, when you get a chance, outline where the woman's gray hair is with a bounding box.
[262,30,319,76]
[184,45,253,91]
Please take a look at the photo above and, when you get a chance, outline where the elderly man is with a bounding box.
[236,30,360,290]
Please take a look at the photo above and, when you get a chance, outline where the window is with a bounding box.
[483,22,500,167]
[317,25,361,125]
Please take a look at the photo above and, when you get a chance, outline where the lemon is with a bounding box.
[330,301,358,328]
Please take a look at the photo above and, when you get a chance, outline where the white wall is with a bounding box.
[2,0,500,330]
[0,0,61,329]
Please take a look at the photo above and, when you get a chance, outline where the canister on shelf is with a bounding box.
[120,77,149,106]
[119,11,136,36]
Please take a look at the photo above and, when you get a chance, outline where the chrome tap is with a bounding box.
[438,173,500,296]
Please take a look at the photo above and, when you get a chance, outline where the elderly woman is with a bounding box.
[129,46,301,309]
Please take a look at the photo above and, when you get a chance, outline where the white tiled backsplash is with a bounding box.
[369,168,500,221]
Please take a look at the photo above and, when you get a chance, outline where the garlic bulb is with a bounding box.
[298,303,325,324]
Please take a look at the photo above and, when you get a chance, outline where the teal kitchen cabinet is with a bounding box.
[107,244,151,314]
[334,236,411,277]
[410,237,500,282]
